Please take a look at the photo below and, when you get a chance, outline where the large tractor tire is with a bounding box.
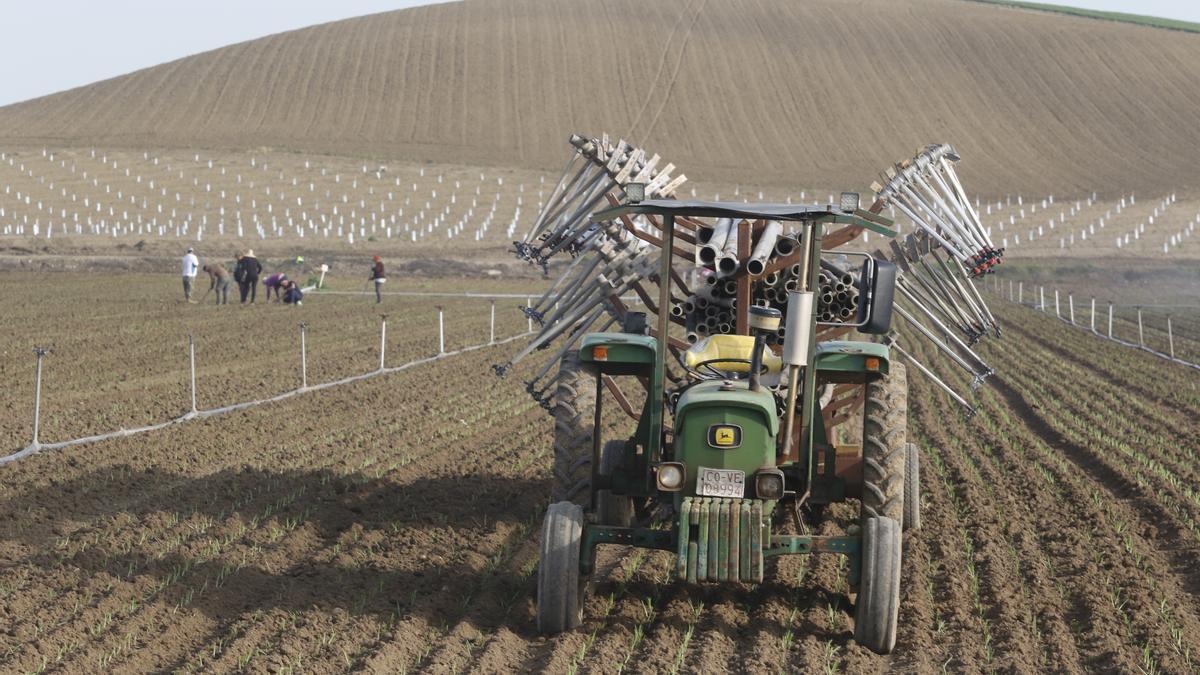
[903,442,921,532]
[537,502,586,634]
[861,363,907,524]
[597,440,634,527]
[854,516,903,654]
[552,350,596,505]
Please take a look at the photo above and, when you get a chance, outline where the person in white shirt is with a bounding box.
[181,247,200,303]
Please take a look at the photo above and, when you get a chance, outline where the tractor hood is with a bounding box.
[674,380,779,436]
[672,380,778,498]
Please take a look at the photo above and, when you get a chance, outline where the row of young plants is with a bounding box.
[917,306,1200,672]
[2,343,544,672]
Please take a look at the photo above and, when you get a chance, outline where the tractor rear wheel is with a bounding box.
[861,363,907,525]
[903,442,921,531]
[537,501,586,634]
[552,350,596,505]
[597,440,634,527]
[854,516,902,654]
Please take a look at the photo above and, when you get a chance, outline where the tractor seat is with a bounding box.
[684,334,783,375]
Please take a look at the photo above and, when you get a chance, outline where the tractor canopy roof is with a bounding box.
[590,199,896,237]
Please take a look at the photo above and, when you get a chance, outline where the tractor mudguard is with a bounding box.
[814,341,891,376]
[579,332,657,376]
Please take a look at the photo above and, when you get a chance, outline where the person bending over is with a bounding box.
[202,263,231,305]
[263,272,288,302]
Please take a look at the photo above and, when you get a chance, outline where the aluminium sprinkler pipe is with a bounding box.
[918,254,980,335]
[932,251,992,333]
[524,152,584,242]
[920,167,989,253]
[904,258,971,335]
[299,323,309,389]
[535,174,614,249]
[894,303,985,379]
[188,335,197,414]
[891,187,971,263]
[529,247,604,313]
[379,316,387,370]
[30,347,50,448]
[525,162,604,243]
[941,158,996,248]
[438,306,445,355]
[890,340,976,415]
[1168,316,1175,358]
[746,220,782,277]
[907,176,980,254]
[897,281,991,372]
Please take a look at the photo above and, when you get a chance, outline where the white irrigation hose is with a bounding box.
[0,332,532,465]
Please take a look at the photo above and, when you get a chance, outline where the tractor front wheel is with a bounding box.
[854,516,902,654]
[861,363,907,524]
[552,350,596,505]
[597,440,634,527]
[903,442,920,531]
[537,501,586,634]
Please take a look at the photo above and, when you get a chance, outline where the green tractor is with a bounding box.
[535,198,917,654]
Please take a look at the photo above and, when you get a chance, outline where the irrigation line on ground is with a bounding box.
[1,332,532,465]
[989,288,1200,371]
[317,290,640,300]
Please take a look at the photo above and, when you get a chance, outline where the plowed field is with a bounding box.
[3,0,1200,195]
[2,276,1198,673]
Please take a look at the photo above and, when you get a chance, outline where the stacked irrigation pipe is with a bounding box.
[816,260,860,323]
[496,133,688,406]
[869,144,1005,415]
[513,133,686,270]
[497,133,1007,419]
[675,225,864,346]
[872,143,1003,277]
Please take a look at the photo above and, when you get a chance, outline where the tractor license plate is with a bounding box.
[696,468,745,498]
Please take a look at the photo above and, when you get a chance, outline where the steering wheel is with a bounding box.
[691,357,754,379]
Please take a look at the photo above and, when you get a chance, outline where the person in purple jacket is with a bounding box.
[263,272,288,302]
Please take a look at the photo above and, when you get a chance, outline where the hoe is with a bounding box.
[498,135,1002,654]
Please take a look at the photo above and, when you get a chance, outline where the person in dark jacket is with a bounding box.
[369,255,386,303]
[236,249,263,303]
[282,280,304,306]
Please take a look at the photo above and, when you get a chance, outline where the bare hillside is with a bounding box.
[1,0,1198,195]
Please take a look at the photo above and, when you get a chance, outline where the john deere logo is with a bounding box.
[707,425,742,449]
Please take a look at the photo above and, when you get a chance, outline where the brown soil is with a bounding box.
[1,274,1198,672]
[1,0,1199,196]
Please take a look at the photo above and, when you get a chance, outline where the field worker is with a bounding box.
[263,272,289,302]
[369,255,386,303]
[201,263,231,305]
[233,253,245,287]
[236,249,263,304]
[282,279,304,305]
[181,247,200,303]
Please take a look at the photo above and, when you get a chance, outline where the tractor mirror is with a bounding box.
[856,258,896,334]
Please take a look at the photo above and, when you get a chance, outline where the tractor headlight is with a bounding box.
[656,462,686,491]
[755,470,785,500]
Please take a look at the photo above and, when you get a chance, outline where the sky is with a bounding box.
[0,0,1197,108]
[0,1,440,107]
